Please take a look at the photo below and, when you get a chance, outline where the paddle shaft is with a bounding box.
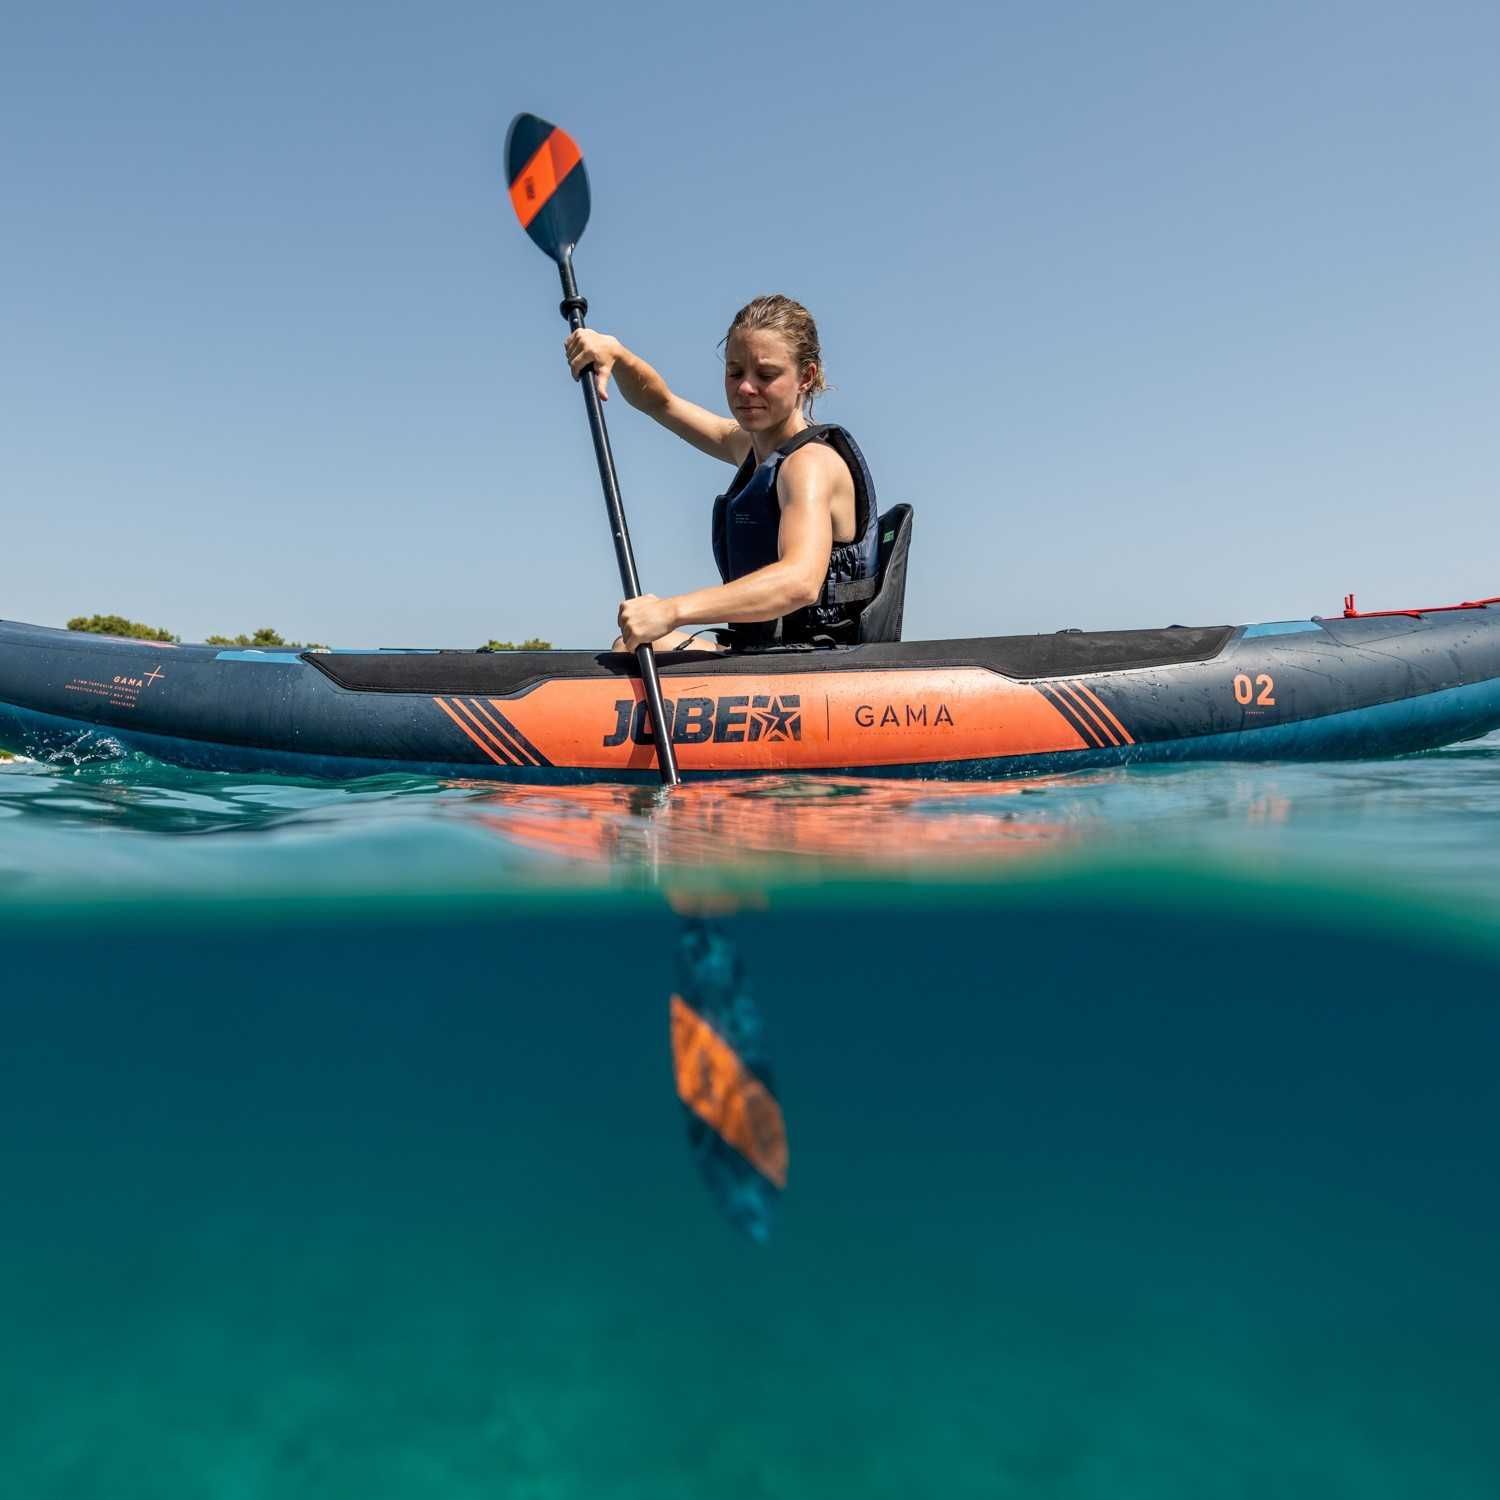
[557,253,680,786]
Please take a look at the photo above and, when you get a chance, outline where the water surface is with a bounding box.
[5,732,1500,900]
[2,739,1498,1497]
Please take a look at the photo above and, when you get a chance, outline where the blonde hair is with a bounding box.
[722,294,827,415]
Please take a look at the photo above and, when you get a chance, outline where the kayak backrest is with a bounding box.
[857,504,914,644]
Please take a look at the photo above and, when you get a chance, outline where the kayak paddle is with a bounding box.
[671,913,787,1242]
[504,112,680,787]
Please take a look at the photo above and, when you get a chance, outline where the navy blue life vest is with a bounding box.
[710,424,881,644]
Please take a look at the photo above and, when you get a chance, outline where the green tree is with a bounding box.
[484,637,552,651]
[67,613,177,642]
[205,628,328,649]
[205,628,288,647]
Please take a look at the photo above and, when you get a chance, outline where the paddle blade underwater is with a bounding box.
[671,918,787,1243]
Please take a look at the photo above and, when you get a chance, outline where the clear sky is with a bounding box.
[4,1,1497,647]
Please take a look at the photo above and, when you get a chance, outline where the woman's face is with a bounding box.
[724,328,812,432]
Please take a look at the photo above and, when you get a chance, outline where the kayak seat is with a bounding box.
[855,504,914,644]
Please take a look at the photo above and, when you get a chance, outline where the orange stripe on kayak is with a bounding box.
[1073,682,1134,745]
[494,670,1092,771]
[670,994,788,1189]
[434,696,506,765]
[468,697,539,766]
[450,697,520,765]
[508,126,582,230]
[1055,681,1119,747]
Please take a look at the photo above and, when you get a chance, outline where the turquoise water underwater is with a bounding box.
[3,737,1499,1497]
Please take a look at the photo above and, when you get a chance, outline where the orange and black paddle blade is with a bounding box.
[671,918,786,1243]
[505,113,590,262]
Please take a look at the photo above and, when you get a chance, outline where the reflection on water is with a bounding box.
[459,776,1077,877]
[4,730,1500,900]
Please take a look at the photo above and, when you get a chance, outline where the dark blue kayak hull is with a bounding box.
[3,611,1499,781]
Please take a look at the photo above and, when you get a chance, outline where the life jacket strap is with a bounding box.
[823,575,881,607]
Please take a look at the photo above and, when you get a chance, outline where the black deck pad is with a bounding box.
[304,625,1234,697]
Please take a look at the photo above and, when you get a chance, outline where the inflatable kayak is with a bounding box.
[2,601,1499,782]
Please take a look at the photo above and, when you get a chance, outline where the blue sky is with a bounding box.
[4,2,1497,647]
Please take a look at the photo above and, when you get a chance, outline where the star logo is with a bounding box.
[750,694,802,742]
[143,666,166,686]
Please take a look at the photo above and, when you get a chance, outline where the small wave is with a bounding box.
[17,728,128,769]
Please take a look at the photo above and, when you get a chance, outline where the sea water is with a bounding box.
[2,740,1498,1498]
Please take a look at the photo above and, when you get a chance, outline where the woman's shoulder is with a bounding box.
[777,435,855,492]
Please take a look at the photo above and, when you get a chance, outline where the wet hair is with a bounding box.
[722,294,827,415]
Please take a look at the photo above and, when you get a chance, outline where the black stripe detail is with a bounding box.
[466,698,539,767]
[449,698,522,766]
[435,698,503,765]
[1056,680,1120,747]
[1040,683,1106,748]
[480,702,551,767]
[1073,680,1134,745]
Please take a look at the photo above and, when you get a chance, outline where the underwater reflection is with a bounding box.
[451,780,1088,1242]
[667,909,786,1244]
[448,774,1086,1244]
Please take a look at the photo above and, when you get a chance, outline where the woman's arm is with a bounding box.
[565,330,747,465]
[617,446,842,649]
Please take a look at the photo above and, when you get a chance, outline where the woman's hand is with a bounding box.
[618,594,679,650]
[565,329,621,401]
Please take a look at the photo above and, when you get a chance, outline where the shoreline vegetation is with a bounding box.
[63,615,550,653]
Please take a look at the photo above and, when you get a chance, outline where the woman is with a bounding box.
[564,295,880,652]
